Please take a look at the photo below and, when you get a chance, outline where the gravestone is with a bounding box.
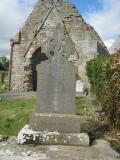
[30,29,79,133]
[36,61,76,114]
[18,26,89,146]
[76,80,84,97]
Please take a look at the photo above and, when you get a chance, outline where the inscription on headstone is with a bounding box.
[36,56,76,114]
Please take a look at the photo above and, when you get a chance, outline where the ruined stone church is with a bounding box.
[9,0,109,91]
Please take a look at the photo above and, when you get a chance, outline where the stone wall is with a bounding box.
[109,35,120,54]
[10,0,109,91]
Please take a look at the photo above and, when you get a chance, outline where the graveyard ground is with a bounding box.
[0,96,100,136]
[0,138,119,160]
[0,98,35,135]
[0,96,120,154]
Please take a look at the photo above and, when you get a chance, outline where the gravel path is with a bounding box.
[0,92,37,99]
[0,92,85,99]
[0,137,119,160]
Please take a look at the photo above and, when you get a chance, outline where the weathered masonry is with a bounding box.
[9,0,109,91]
[109,34,120,54]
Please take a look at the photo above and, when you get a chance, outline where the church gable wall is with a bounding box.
[10,0,109,91]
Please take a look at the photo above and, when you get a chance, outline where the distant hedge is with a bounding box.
[86,53,120,127]
[0,57,9,71]
[86,56,108,99]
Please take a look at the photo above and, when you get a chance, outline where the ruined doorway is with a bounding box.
[31,48,49,91]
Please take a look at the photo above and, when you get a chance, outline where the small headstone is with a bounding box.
[76,80,84,96]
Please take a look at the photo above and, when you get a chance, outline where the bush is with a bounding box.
[101,52,120,127]
[0,57,9,71]
[86,53,120,127]
[0,72,5,83]
[86,56,108,98]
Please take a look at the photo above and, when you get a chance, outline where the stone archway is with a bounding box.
[30,47,49,91]
[24,47,49,91]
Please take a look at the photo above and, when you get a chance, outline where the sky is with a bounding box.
[0,0,120,57]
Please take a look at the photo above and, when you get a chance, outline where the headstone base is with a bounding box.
[18,125,89,146]
[30,113,81,133]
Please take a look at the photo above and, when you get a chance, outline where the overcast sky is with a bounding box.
[0,0,120,57]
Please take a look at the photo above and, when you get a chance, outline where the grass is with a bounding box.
[76,96,99,116]
[0,96,97,136]
[76,97,90,116]
[0,98,35,135]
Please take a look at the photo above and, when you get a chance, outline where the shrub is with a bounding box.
[0,57,9,71]
[86,53,120,127]
[0,72,5,83]
[86,56,108,98]
[101,52,120,127]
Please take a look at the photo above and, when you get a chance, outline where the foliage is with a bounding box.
[86,56,108,98]
[0,82,7,93]
[101,52,120,127]
[0,56,9,85]
[86,53,120,127]
[0,57,9,71]
[0,63,4,70]
[111,140,120,153]
[0,72,5,83]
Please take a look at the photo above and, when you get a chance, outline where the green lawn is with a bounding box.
[0,96,97,136]
[76,96,99,116]
[0,98,35,135]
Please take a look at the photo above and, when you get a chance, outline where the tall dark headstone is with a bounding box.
[30,26,80,133]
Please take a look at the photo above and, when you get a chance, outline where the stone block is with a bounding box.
[30,113,80,133]
[18,125,89,146]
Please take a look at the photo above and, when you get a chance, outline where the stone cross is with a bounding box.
[30,26,81,133]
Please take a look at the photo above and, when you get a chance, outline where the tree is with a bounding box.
[0,57,9,71]
[0,56,9,84]
[0,62,4,70]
